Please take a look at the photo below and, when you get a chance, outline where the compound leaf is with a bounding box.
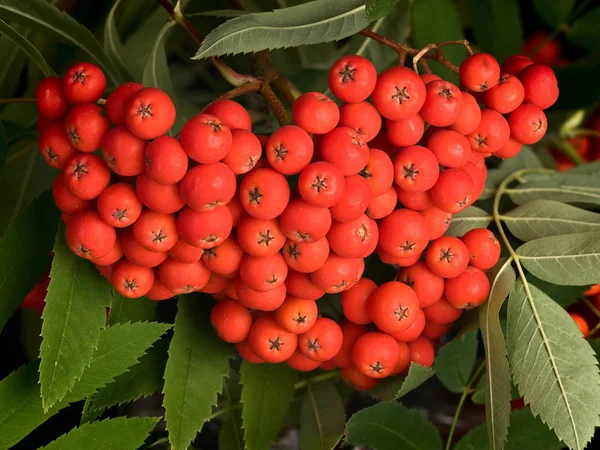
[299,381,345,450]
[434,330,478,393]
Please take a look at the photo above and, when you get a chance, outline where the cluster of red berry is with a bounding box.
[34,50,557,389]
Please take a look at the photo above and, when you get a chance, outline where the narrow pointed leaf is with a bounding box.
[369,362,435,401]
[107,291,156,325]
[446,206,492,237]
[0,25,30,97]
[482,147,543,199]
[345,402,443,450]
[240,361,298,450]
[434,330,478,393]
[567,7,600,50]
[479,259,515,450]
[219,410,244,450]
[0,18,52,76]
[299,381,345,450]
[194,0,371,59]
[365,0,400,21]
[163,296,233,450]
[104,0,134,80]
[507,280,600,450]
[508,174,600,206]
[39,227,113,411]
[533,0,575,26]
[516,231,600,285]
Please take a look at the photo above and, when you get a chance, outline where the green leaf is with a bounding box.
[434,330,478,393]
[194,0,371,59]
[565,160,600,176]
[0,0,123,86]
[104,0,134,81]
[219,410,244,450]
[508,174,600,206]
[299,381,345,450]
[0,120,6,175]
[482,147,544,200]
[516,231,600,285]
[479,259,515,450]
[507,280,600,450]
[567,7,600,50]
[454,422,489,450]
[0,191,58,332]
[108,291,156,325]
[240,361,298,450]
[40,416,159,450]
[188,10,250,18]
[39,227,113,411]
[345,402,442,450]
[0,18,53,76]
[163,296,233,450]
[412,0,465,82]
[503,200,600,241]
[365,0,400,21]
[369,362,435,401]
[0,24,30,98]
[446,206,492,237]
[589,339,600,364]
[532,0,575,27]
[466,0,522,61]
[528,274,584,308]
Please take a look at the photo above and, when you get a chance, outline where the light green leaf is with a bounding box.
[240,361,298,450]
[516,231,600,285]
[589,339,600,364]
[434,330,478,393]
[446,206,492,237]
[0,191,58,332]
[345,402,442,450]
[299,381,345,450]
[369,362,435,401]
[479,259,515,450]
[194,0,371,59]
[0,18,52,76]
[482,147,544,199]
[365,0,400,21]
[0,0,123,86]
[508,174,600,206]
[163,296,233,450]
[466,0,522,61]
[507,280,600,450]
[39,227,113,411]
[40,416,158,450]
[533,0,575,27]
[528,274,585,308]
[107,291,156,325]
[567,7,600,50]
[565,160,600,176]
[219,409,244,450]
[104,0,134,81]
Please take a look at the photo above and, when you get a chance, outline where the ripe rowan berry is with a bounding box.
[362,218,379,258]
[508,103,547,144]
[239,168,290,220]
[39,122,78,169]
[236,279,287,311]
[407,336,435,367]
[159,257,211,294]
[53,174,94,215]
[341,367,379,390]
[292,92,339,135]
[518,64,559,110]
[459,53,500,92]
[204,99,252,131]
[97,183,142,228]
[180,162,236,211]
[237,215,285,257]
[65,210,116,260]
[330,174,372,222]
[236,339,264,363]
[201,235,244,276]
[62,62,106,104]
[359,148,394,197]
[298,161,345,208]
[266,125,314,175]
[222,129,262,175]
[461,161,487,202]
[210,299,252,343]
[105,82,144,125]
[367,281,420,333]
[179,113,232,164]
[287,350,322,371]
[311,254,363,293]
[389,341,411,375]
[90,240,123,266]
[328,55,377,103]
[430,168,474,214]
[495,138,523,159]
[372,66,427,120]
[320,127,369,176]
[423,320,452,339]
[63,153,110,200]
[133,210,178,252]
[367,187,397,219]
[330,320,367,368]
[298,317,343,362]
[426,236,469,278]
[201,273,230,294]
[111,259,154,298]
[36,76,70,119]
[420,206,452,241]
[449,91,481,135]
[145,136,188,184]
[483,74,525,114]
[376,246,418,267]
[460,228,501,270]
[279,197,332,243]
[423,295,463,324]
[352,332,400,378]
[445,266,490,309]
[338,101,382,142]
[145,278,175,301]
[341,277,376,325]
[282,238,330,273]
[65,103,110,152]
[398,261,445,308]
[136,172,185,214]
[169,238,203,263]
[102,126,146,176]
[420,80,463,127]
[393,145,439,192]
[327,214,374,258]
[427,130,472,169]
[226,195,244,227]
[378,208,429,258]
[395,187,432,211]
[249,315,298,363]
[570,313,589,338]
[274,296,318,334]
[120,228,168,268]
[286,270,325,300]
[177,206,233,249]
[500,54,533,76]
[239,252,288,292]
[125,87,176,140]
[386,114,425,147]
[467,109,511,154]
[390,309,426,343]
[320,360,338,372]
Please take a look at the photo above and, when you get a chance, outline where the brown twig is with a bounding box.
[0,97,36,104]
[260,81,292,126]
[200,82,262,113]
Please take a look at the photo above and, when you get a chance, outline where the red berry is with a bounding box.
[239,168,290,220]
[239,253,288,292]
[298,161,345,208]
[461,228,501,270]
[236,279,287,311]
[352,332,400,378]
[36,77,70,119]
[39,121,78,169]
[407,336,435,367]
[372,66,427,120]
[125,87,176,140]
[508,103,547,144]
[320,127,369,176]
[287,350,321,371]
[105,82,144,125]
[483,74,525,114]
[495,138,523,159]
[330,174,372,222]
[395,187,432,211]
[423,296,462,324]
[282,238,330,273]
[423,320,452,339]
[430,168,474,213]
[467,109,511,154]
[226,195,244,227]
[63,153,110,200]
[445,266,490,309]
[286,270,325,300]
[459,53,500,92]
[327,214,374,258]
[390,309,426,342]
[449,91,481,135]
[52,174,94,215]
[204,99,252,131]
[426,236,469,278]
[136,172,185,214]
[500,54,533,76]
[180,163,236,211]
[279,197,332,243]
[65,103,110,152]
[341,277,377,325]
[367,187,397,219]
[378,208,429,258]
[331,320,368,368]
[299,317,343,362]
[338,101,382,142]
[419,80,463,127]
[393,145,439,192]
[180,114,232,164]
[518,64,559,110]
[102,126,146,176]
[111,259,154,298]
[90,241,123,266]
[249,315,298,363]
[237,215,286,257]
[367,281,420,333]
[461,161,487,203]
[398,261,445,308]
[177,206,233,249]
[62,62,106,104]
[65,210,116,260]
[359,148,394,197]
[145,136,188,184]
[341,367,379,390]
[570,313,589,338]
[390,341,411,375]
[420,205,452,240]
[427,129,472,169]
[201,235,244,276]
[158,257,211,294]
[386,114,425,147]
[120,228,168,268]
[266,125,314,175]
[310,254,363,293]
[146,278,175,301]
[292,92,339,135]
[328,55,377,103]
[210,299,252,343]
[97,183,142,228]
[274,296,318,334]
[222,129,262,175]
[133,210,178,252]
[236,340,264,363]
[201,273,230,294]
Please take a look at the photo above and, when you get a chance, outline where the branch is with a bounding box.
[0,97,36,104]
[200,82,262,113]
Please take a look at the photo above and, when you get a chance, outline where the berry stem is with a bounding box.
[293,369,340,390]
[260,82,292,126]
[359,29,411,64]
[551,135,586,165]
[0,97,36,104]
[201,82,262,112]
